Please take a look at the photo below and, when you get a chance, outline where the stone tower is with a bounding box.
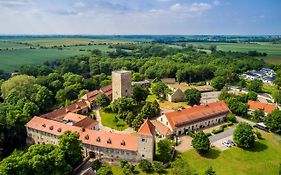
[112,70,132,101]
[137,119,155,162]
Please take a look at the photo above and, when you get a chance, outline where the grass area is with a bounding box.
[189,42,281,64]
[159,101,189,110]
[99,109,128,131]
[0,48,89,72]
[109,131,281,175]
[181,131,281,175]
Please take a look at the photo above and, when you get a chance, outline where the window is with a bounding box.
[166,122,168,125]
[125,90,128,92]
[142,154,145,157]
[142,138,146,142]
[160,118,163,121]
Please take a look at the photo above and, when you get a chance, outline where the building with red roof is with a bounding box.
[157,101,231,136]
[247,100,278,115]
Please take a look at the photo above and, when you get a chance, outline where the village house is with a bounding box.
[247,100,278,115]
[156,101,231,136]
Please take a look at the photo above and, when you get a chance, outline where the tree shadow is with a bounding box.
[201,149,221,159]
[243,141,268,152]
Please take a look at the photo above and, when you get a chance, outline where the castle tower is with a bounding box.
[137,119,155,162]
[112,70,132,100]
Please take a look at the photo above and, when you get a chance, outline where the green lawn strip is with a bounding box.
[99,109,128,131]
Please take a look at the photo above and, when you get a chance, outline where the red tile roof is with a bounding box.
[247,100,277,114]
[100,84,112,93]
[41,101,88,120]
[73,117,99,129]
[151,120,172,136]
[82,90,101,103]
[26,117,137,152]
[138,119,155,137]
[165,101,231,130]
[63,112,87,123]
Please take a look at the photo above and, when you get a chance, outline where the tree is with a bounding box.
[132,84,149,104]
[252,109,265,122]
[238,79,247,88]
[272,90,281,104]
[111,97,134,114]
[184,88,201,106]
[153,161,164,173]
[247,80,263,93]
[266,109,281,135]
[157,139,173,163]
[132,72,145,81]
[226,113,237,123]
[139,159,153,173]
[243,91,258,102]
[204,166,216,175]
[97,166,113,175]
[225,97,249,116]
[95,93,111,107]
[92,159,102,171]
[140,101,160,119]
[58,131,83,168]
[132,113,144,130]
[171,158,193,175]
[151,82,168,98]
[233,122,255,148]
[122,163,135,175]
[23,101,40,117]
[192,131,210,154]
[211,76,225,90]
[1,75,36,98]
[34,85,53,112]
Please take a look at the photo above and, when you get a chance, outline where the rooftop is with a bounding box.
[248,100,277,114]
[26,116,138,152]
[165,101,231,130]
[138,119,155,137]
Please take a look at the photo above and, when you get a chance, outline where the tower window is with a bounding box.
[125,90,127,92]
[142,138,146,142]
[142,155,145,157]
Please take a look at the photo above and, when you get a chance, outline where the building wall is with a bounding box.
[26,127,141,162]
[167,89,184,102]
[137,135,154,162]
[112,71,132,100]
[157,114,227,136]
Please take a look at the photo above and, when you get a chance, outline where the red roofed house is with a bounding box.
[157,101,231,136]
[247,100,278,115]
[25,117,155,162]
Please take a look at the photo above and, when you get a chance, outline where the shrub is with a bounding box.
[153,161,165,173]
[205,132,212,137]
[92,159,102,171]
[226,114,237,123]
[192,131,210,154]
[96,166,113,175]
[255,131,262,139]
[234,122,255,148]
[212,127,224,134]
[139,159,153,173]
[227,122,234,127]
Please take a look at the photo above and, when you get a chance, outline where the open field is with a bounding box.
[99,109,128,131]
[109,131,281,175]
[0,48,88,72]
[189,42,281,64]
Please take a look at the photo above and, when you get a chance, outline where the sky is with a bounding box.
[0,0,280,35]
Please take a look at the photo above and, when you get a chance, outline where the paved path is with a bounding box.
[95,109,135,134]
[209,127,235,143]
[236,116,255,126]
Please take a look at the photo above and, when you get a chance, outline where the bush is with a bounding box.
[205,132,212,137]
[227,122,234,127]
[96,166,113,175]
[92,159,102,171]
[153,161,165,173]
[120,160,128,168]
[226,114,237,123]
[212,127,224,134]
[255,131,262,139]
[139,159,153,173]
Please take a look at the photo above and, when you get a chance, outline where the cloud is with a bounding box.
[170,2,212,13]
[0,0,32,8]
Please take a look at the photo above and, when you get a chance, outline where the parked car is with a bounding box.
[222,140,235,147]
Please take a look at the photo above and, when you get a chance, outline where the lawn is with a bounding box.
[109,131,281,175]
[99,109,128,131]
[181,131,281,175]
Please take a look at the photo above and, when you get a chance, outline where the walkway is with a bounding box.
[209,127,235,143]
[95,109,135,134]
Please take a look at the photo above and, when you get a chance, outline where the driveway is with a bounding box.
[212,136,234,151]
[175,135,193,153]
[209,127,235,143]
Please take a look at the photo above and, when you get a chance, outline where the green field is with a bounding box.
[0,48,89,72]
[189,42,281,64]
[99,109,128,131]
[0,38,130,72]
[110,131,281,175]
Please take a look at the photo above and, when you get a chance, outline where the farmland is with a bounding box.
[189,42,281,64]
[0,37,133,72]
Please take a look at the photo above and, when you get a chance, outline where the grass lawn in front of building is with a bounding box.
[99,109,128,131]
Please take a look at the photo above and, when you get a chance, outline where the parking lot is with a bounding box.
[212,136,234,151]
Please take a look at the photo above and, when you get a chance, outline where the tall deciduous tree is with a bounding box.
[132,84,149,104]
[157,139,173,163]
[95,93,111,107]
[247,80,263,93]
[233,122,255,148]
[266,109,281,135]
[184,88,201,106]
[192,131,210,154]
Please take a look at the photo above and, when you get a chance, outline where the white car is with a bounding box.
[222,140,235,147]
